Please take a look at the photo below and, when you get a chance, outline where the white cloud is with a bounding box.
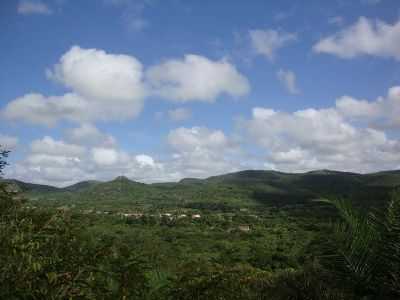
[249,29,297,61]
[0,134,18,150]
[26,154,81,168]
[2,93,89,126]
[48,46,145,103]
[8,135,166,186]
[277,69,300,95]
[3,47,250,126]
[7,84,400,185]
[168,108,192,122]
[65,123,116,147]
[242,92,400,173]
[3,46,146,126]
[246,107,357,152]
[167,126,243,178]
[9,137,88,186]
[146,54,250,102]
[313,17,400,60]
[135,154,155,167]
[91,147,119,166]
[335,86,400,128]
[168,127,230,153]
[335,95,382,119]
[17,0,52,15]
[31,136,85,157]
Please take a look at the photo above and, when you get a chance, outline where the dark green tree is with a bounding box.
[0,148,151,299]
[324,192,400,298]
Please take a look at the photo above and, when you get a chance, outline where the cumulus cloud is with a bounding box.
[168,108,192,122]
[8,134,166,186]
[9,127,240,185]
[3,46,146,126]
[17,0,52,15]
[7,83,400,185]
[249,29,297,61]
[241,89,400,173]
[335,96,382,119]
[65,123,116,147]
[313,17,400,60]
[11,137,88,186]
[31,136,85,157]
[47,46,145,103]
[2,93,89,126]
[335,86,400,128]
[146,54,250,102]
[87,146,166,184]
[0,134,18,150]
[135,154,155,167]
[277,69,300,95]
[167,126,243,178]
[91,147,119,166]
[3,47,249,126]
[168,127,230,152]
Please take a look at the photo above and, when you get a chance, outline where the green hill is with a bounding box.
[9,169,400,211]
[3,179,60,194]
[62,180,101,192]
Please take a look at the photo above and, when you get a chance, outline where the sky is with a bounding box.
[1,0,400,186]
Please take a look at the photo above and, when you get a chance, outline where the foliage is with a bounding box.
[15,169,400,212]
[0,151,150,299]
[323,192,400,298]
[1,149,400,299]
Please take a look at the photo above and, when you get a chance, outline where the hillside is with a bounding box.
[8,169,400,211]
[4,179,60,194]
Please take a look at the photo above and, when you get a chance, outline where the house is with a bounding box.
[192,214,201,219]
[122,213,143,218]
[238,225,251,232]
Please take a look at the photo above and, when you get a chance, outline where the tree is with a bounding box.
[0,148,9,174]
[324,192,400,298]
[0,148,151,299]
[0,148,27,216]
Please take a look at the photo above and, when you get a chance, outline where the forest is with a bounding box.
[1,149,400,300]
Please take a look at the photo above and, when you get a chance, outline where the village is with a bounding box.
[85,209,254,232]
[24,204,256,233]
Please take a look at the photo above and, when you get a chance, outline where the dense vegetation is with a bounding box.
[9,167,400,212]
[1,149,399,299]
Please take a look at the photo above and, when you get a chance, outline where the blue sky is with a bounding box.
[1,0,400,186]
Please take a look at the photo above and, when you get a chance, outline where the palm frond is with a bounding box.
[323,198,381,293]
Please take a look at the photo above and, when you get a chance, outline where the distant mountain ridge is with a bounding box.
[4,169,400,210]
[5,169,400,192]
[4,179,60,193]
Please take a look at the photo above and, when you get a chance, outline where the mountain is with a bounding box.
[62,180,102,192]
[179,178,205,184]
[6,169,400,210]
[3,179,60,194]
